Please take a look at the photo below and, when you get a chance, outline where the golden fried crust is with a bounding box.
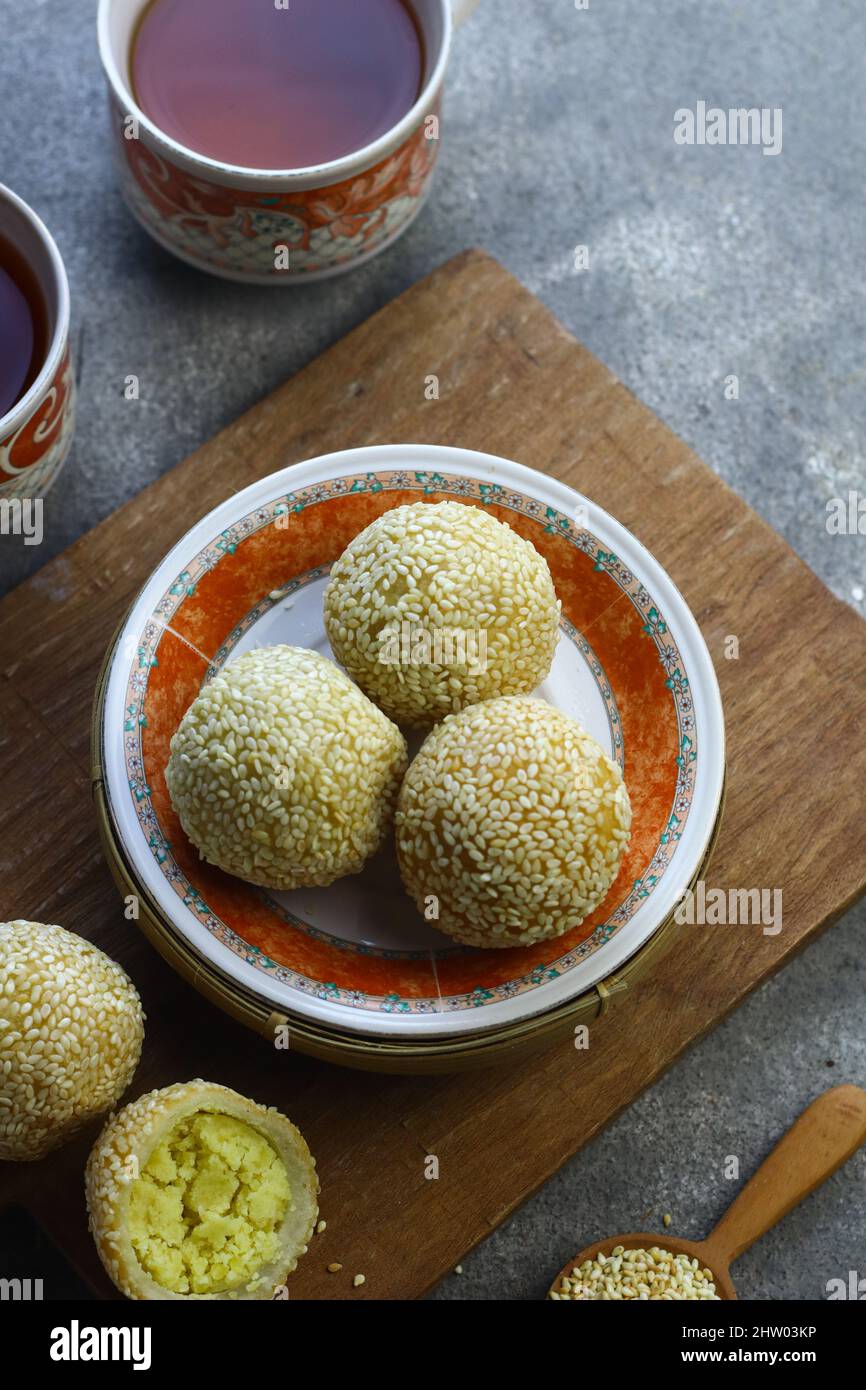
[85,1080,319,1301]
[0,920,144,1161]
[396,698,632,948]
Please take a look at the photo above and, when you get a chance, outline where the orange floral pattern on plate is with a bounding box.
[128,474,693,1014]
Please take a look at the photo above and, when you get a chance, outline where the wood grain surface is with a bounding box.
[1,250,865,1301]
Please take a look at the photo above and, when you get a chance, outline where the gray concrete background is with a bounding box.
[1,0,864,1300]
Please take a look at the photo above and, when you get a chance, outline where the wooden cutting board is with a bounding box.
[2,250,865,1302]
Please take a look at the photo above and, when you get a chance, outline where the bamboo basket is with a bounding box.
[92,629,725,1075]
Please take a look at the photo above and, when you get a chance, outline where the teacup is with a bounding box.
[0,184,75,504]
[97,0,480,284]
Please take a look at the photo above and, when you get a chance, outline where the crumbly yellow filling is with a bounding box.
[128,1111,291,1295]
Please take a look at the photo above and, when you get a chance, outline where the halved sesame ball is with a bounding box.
[395,697,632,949]
[323,501,561,727]
[0,921,144,1161]
[85,1080,318,1301]
[165,645,407,890]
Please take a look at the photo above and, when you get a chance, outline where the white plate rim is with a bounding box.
[101,443,725,1038]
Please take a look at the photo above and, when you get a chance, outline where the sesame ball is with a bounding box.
[86,1080,319,1301]
[323,501,561,727]
[165,645,407,890]
[395,697,632,949]
[0,921,144,1161]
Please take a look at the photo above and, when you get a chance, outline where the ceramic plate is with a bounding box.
[100,444,724,1039]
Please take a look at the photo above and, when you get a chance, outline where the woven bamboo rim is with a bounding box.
[92,628,726,1075]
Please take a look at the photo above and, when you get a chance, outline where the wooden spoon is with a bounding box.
[549,1084,866,1300]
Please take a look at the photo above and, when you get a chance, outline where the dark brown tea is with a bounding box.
[131,0,425,170]
[0,235,48,421]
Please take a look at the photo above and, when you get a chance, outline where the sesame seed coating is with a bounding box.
[165,645,407,890]
[323,501,561,727]
[396,697,632,949]
[85,1080,319,1301]
[0,921,144,1161]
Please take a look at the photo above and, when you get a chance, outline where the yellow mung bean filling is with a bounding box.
[128,1112,290,1295]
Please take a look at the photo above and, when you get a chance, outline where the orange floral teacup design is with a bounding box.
[98,0,480,284]
[0,184,75,503]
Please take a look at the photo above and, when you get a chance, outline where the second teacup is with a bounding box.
[0,183,75,505]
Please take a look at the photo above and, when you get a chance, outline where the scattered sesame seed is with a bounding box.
[663,1213,672,1228]
[454,1265,463,1275]
[165,646,407,890]
[328,1262,343,1273]
[353,1274,366,1287]
[550,1246,720,1301]
[323,501,561,727]
[316,1220,327,1234]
